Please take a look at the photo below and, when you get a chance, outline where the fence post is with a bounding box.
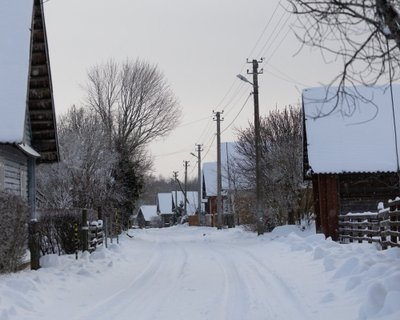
[104,212,109,248]
[82,209,88,252]
[74,223,79,259]
[28,220,40,270]
[390,203,396,245]
[115,210,119,244]
[98,206,103,221]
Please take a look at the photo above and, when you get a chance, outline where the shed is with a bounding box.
[0,0,59,219]
[303,85,400,240]
[136,205,158,228]
[157,193,173,227]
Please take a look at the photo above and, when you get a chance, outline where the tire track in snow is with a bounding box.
[210,245,277,320]
[228,243,312,319]
[72,233,188,320]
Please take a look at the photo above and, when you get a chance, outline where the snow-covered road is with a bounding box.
[1,225,400,320]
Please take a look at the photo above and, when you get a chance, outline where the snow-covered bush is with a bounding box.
[0,192,28,273]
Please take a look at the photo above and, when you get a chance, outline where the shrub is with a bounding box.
[38,209,98,255]
[0,192,29,273]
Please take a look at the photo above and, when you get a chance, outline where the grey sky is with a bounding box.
[44,0,341,179]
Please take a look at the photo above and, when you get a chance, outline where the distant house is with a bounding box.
[157,193,173,226]
[172,191,199,215]
[136,205,158,228]
[0,1,59,219]
[202,142,239,226]
[303,85,400,240]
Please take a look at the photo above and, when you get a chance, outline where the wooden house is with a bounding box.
[303,85,400,240]
[157,193,174,226]
[202,142,240,226]
[135,205,158,228]
[0,1,59,219]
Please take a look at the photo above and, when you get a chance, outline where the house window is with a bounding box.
[0,157,4,191]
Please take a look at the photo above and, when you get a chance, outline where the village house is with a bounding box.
[202,142,240,226]
[156,192,174,226]
[135,205,158,228]
[303,85,400,240]
[0,0,59,220]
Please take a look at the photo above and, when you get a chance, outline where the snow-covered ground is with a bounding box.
[1,225,400,320]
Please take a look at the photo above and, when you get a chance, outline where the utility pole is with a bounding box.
[173,171,179,215]
[183,161,189,216]
[193,144,203,226]
[213,111,223,229]
[247,58,264,235]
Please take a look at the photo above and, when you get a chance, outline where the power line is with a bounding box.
[262,22,292,64]
[222,93,253,134]
[256,5,290,58]
[177,116,210,128]
[202,133,217,160]
[247,1,282,59]
[214,1,284,112]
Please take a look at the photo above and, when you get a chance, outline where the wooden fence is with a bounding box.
[339,198,400,248]
[88,220,104,252]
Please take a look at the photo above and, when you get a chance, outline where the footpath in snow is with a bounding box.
[0,224,400,320]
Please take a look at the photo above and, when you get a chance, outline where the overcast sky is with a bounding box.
[44,0,341,179]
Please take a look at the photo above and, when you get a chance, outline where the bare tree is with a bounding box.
[234,106,310,225]
[37,107,119,209]
[84,59,181,221]
[289,0,400,115]
[85,59,181,152]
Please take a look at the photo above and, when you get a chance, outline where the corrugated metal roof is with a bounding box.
[303,85,400,174]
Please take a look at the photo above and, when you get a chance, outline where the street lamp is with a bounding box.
[237,60,264,235]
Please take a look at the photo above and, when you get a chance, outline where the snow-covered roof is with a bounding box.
[172,191,198,214]
[203,142,240,197]
[303,85,400,174]
[0,1,33,143]
[139,205,158,221]
[157,193,173,214]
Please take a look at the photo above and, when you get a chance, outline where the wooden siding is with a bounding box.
[315,174,340,240]
[0,156,4,191]
[338,173,399,214]
[0,145,28,199]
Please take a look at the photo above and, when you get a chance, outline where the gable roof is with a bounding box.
[0,0,59,162]
[172,191,198,214]
[139,205,158,221]
[303,85,400,174]
[157,193,173,214]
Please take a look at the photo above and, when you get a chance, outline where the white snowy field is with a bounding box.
[1,225,400,320]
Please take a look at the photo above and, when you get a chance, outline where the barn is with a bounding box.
[0,0,59,219]
[303,85,400,240]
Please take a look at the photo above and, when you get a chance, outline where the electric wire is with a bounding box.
[177,116,210,128]
[215,0,283,112]
[221,93,253,134]
[256,5,290,58]
[163,1,293,169]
